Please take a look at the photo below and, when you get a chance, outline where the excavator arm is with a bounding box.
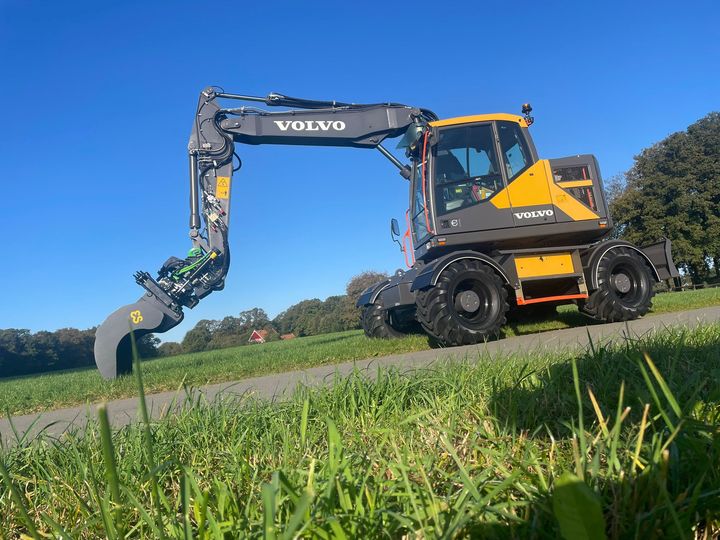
[94,87,434,378]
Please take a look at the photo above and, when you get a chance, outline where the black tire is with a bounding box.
[361,303,406,339]
[582,247,655,322]
[415,260,508,346]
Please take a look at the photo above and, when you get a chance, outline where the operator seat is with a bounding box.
[435,151,469,212]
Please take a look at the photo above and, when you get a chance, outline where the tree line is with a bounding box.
[0,328,159,378]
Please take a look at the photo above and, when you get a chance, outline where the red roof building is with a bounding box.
[248,330,267,344]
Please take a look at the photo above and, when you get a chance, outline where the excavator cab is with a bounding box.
[407,114,612,261]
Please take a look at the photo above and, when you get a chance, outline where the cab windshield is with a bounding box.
[434,124,502,215]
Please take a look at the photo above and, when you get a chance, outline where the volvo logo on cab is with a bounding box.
[514,209,554,219]
[273,120,346,132]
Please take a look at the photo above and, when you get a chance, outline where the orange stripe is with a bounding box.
[517,293,588,306]
[403,210,415,268]
[429,113,528,128]
[556,180,593,188]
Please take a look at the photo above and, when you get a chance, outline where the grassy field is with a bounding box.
[1,324,719,537]
[1,287,718,417]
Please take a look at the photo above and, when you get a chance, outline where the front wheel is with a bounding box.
[415,259,508,346]
[582,247,655,322]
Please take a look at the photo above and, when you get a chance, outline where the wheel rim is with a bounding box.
[608,261,645,305]
[449,274,495,329]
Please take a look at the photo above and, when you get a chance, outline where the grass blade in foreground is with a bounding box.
[552,471,606,540]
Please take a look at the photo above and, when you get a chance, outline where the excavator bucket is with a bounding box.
[94,295,183,379]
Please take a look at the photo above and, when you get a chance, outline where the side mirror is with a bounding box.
[390,218,403,252]
[390,218,400,238]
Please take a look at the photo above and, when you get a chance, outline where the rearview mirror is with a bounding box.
[390,218,400,238]
[390,218,403,252]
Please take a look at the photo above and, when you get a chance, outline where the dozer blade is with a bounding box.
[94,295,183,379]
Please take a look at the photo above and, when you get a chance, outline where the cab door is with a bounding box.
[495,121,558,227]
[431,123,515,234]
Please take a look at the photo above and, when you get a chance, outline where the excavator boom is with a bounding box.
[94,87,430,378]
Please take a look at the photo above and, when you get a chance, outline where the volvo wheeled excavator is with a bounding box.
[94,87,678,379]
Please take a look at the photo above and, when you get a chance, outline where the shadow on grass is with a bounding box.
[487,331,720,437]
[505,306,602,336]
[484,331,720,538]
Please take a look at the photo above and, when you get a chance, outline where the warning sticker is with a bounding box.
[216,176,231,199]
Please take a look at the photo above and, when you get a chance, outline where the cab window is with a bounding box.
[434,124,502,216]
[497,121,531,180]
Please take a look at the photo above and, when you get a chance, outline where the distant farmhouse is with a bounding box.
[248,329,269,344]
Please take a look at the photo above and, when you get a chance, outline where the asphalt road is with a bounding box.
[2,306,719,446]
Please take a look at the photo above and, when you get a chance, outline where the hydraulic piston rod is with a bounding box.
[189,153,201,231]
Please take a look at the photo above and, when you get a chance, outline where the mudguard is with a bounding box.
[583,238,679,289]
[356,268,420,309]
[640,238,680,281]
[410,250,511,292]
[356,279,393,308]
[94,295,183,379]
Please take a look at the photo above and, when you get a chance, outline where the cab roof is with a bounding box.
[429,113,528,128]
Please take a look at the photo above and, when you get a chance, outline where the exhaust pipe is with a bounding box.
[94,294,183,379]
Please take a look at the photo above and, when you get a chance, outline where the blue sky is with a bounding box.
[1,0,718,342]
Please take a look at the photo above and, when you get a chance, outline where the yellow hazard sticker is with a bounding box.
[216,176,231,199]
[130,310,143,324]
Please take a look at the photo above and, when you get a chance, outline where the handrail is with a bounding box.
[421,131,434,235]
[402,210,416,268]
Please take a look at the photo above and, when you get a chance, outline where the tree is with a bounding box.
[158,342,183,357]
[273,299,325,336]
[341,270,390,328]
[137,334,161,358]
[0,329,35,376]
[182,319,213,353]
[54,328,95,368]
[609,112,720,280]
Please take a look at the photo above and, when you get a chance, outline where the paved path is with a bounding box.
[2,306,719,446]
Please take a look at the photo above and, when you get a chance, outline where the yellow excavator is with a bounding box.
[94,88,678,378]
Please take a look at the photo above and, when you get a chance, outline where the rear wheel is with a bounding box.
[415,259,508,346]
[582,247,655,322]
[361,303,406,339]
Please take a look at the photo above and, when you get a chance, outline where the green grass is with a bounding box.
[1,324,719,537]
[1,287,718,417]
